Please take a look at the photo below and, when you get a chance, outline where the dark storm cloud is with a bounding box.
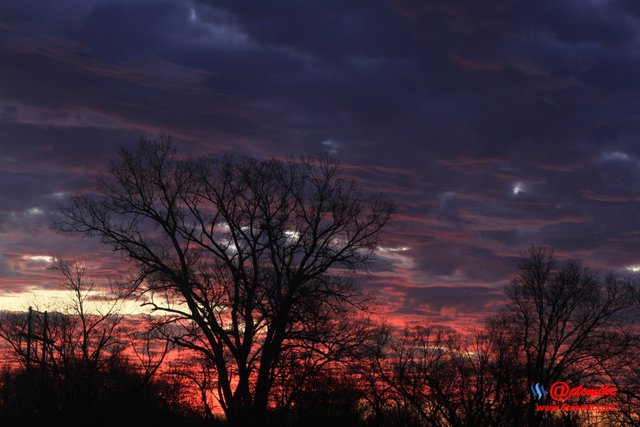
[2,0,640,327]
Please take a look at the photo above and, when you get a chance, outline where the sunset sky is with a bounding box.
[1,0,640,332]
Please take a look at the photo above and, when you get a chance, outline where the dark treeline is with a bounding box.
[0,259,216,427]
[268,246,640,427]
[0,355,210,427]
[1,247,639,426]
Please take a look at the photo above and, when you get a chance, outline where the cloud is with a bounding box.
[2,0,640,332]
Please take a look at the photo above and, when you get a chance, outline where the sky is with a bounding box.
[1,0,640,332]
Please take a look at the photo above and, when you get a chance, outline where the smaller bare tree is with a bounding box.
[366,325,499,427]
[489,246,635,426]
[53,259,124,372]
[0,260,125,375]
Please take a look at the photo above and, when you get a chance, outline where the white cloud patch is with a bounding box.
[512,182,525,196]
[376,246,414,270]
[321,139,339,154]
[26,207,44,215]
[24,255,55,263]
[601,151,631,162]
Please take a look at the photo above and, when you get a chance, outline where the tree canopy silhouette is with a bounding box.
[0,259,207,427]
[489,246,635,426]
[358,246,639,427]
[55,137,394,426]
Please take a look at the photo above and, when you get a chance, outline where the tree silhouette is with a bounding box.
[56,137,394,426]
[359,247,639,427]
[0,260,203,427]
[0,260,125,382]
[364,325,499,427]
[488,246,635,426]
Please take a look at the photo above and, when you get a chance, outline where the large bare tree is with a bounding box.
[55,138,393,426]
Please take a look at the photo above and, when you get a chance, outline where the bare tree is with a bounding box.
[47,260,128,421]
[125,317,172,383]
[357,248,638,427]
[364,325,498,427]
[0,259,127,423]
[604,282,640,426]
[355,325,415,427]
[55,138,394,426]
[166,356,218,421]
[53,260,124,373]
[267,308,375,411]
[0,260,124,375]
[489,246,634,426]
